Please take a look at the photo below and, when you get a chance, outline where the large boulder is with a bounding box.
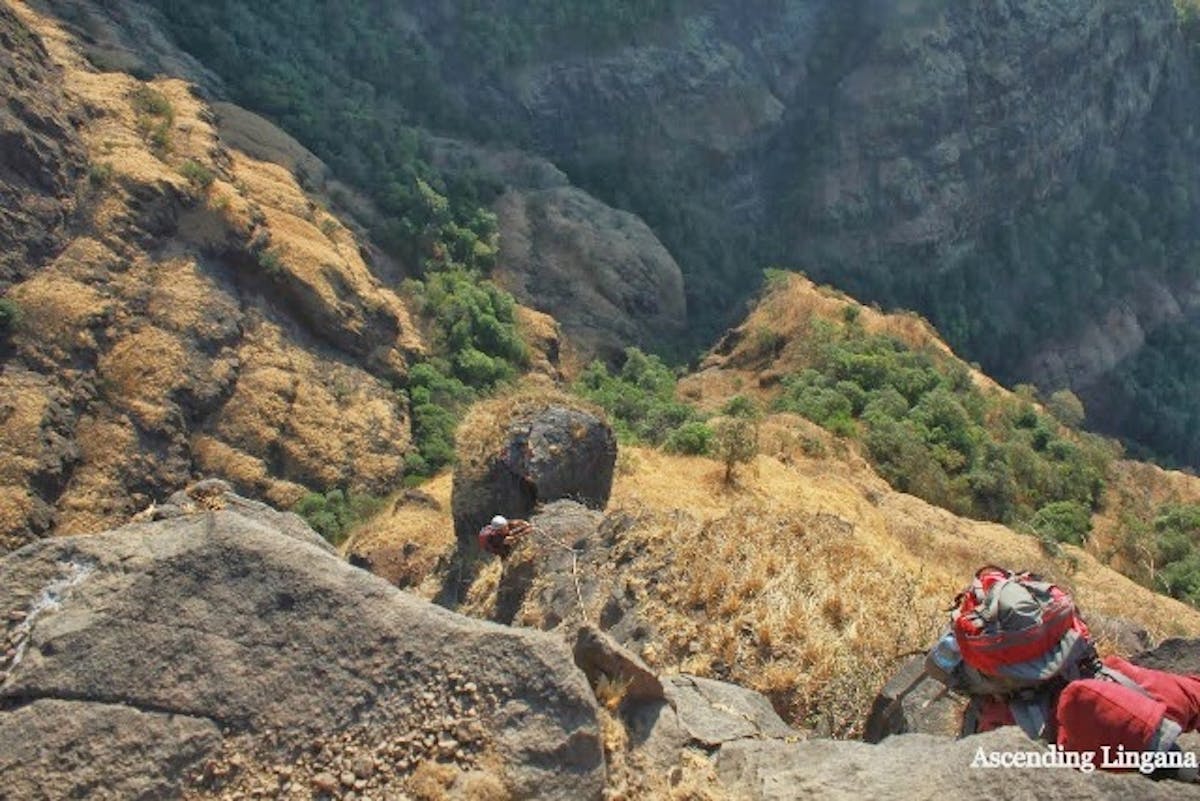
[0,493,605,799]
[452,401,617,546]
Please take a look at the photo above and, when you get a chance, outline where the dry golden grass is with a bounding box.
[515,305,575,381]
[207,321,411,493]
[0,371,56,485]
[599,706,739,801]
[341,474,461,588]
[98,325,190,427]
[7,275,108,359]
[0,488,38,553]
[226,150,423,361]
[53,412,140,536]
[359,426,1200,742]
[679,272,1004,412]
[604,444,1200,737]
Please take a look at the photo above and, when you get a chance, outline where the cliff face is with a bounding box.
[124,0,1200,443]
[412,0,1200,398]
[0,2,86,287]
[0,4,423,553]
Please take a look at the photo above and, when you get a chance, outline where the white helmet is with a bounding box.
[490,515,508,528]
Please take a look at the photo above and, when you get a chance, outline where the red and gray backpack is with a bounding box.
[922,566,1149,740]
[952,566,1092,686]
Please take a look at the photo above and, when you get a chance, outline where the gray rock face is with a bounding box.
[0,502,605,799]
[863,654,963,744]
[452,406,616,546]
[0,700,222,801]
[0,3,86,288]
[1132,638,1200,675]
[573,623,664,706]
[429,137,687,363]
[494,185,687,364]
[716,727,1200,801]
[663,675,797,748]
[416,0,1200,392]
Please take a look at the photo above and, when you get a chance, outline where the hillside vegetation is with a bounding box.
[680,273,1200,606]
[136,0,1200,474]
[0,3,544,552]
[347,273,1200,740]
[354,426,1200,740]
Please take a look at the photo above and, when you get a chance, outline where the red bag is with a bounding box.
[951,566,1092,687]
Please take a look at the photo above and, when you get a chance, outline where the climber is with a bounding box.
[922,565,1200,780]
[477,515,532,559]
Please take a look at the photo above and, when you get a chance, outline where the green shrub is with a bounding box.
[664,421,714,455]
[722,394,761,420]
[0,298,19,342]
[402,360,477,480]
[1028,500,1092,546]
[88,162,115,187]
[258,248,284,276]
[130,86,173,118]
[399,268,527,482]
[573,347,700,445]
[294,489,383,546]
[130,86,174,153]
[179,159,215,189]
[408,266,527,389]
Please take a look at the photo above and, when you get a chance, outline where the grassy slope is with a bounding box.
[349,274,1200,739]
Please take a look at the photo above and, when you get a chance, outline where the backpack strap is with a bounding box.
[1008,689,1054,742]
[1097,665,1153,699]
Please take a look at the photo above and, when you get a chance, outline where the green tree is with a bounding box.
[1047,389,1086,428]
[1028,500,1092,546]
[0,298,19,339]
[713,415,758,484]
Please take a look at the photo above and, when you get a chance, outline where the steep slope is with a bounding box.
[138,0,1200,467]
[0,3,424,553]
[343,273,1200,744]
[352,434,1200,740]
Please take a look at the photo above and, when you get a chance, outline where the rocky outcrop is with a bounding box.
[0,3,86,288]
[451,403,617,546]
[0,700,222,801]
[494,185,687,364]
[573,623,664,706]
[1132,638,1200,675]
[716,727,1198,801]
[430,138,688,364]
[0,5,423,554]
[0,491,604,799]
[863,654,963,744]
